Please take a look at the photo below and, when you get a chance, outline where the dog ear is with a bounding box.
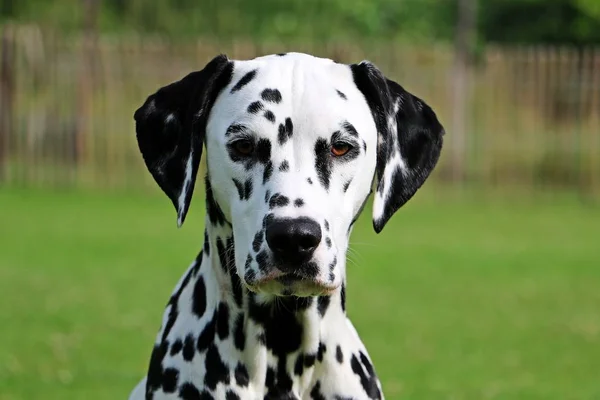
[134,55,233,227]
[351,61,445,233]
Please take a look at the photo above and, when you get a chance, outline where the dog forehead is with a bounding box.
[206,53,376,140]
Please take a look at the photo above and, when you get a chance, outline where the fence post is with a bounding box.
[75,0,100,175]
[450,0,478,183]
[0,25,15,182]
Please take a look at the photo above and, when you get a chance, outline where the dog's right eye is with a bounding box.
[231,139,254,156]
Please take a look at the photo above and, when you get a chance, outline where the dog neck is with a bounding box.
[195,218,348,389]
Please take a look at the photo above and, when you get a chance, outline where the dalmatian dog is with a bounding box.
[129,52,444,400]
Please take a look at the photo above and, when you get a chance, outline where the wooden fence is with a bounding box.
[1,24,599,198]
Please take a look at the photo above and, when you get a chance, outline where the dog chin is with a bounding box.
[245,273,339,297]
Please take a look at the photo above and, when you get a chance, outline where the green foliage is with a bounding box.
[0,0,599,44]
[480,0,600,45]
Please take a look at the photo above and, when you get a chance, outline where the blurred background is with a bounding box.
[0,1,599,399]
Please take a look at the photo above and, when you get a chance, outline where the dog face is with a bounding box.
[134,53,444,297]
[204,54,378,296]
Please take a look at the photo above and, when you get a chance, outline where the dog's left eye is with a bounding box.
[231,139,254,156]
[331,142,352,157]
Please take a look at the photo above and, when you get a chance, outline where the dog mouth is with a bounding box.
[245,269,338,296]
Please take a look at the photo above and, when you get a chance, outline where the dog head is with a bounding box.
[134,53,444,297]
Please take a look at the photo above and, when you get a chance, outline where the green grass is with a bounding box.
[1,186,599,399]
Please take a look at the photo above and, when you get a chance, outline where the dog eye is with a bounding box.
[231,139,254,156]
[331,142,352,157]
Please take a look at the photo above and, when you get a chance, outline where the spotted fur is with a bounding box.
[130,52,444,400]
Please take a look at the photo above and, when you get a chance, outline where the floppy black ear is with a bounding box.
[351,61,445,233]
[134,54,233,227]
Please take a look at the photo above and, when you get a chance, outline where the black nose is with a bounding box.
[265,217,322,265]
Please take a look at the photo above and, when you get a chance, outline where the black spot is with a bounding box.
[234,313,246,351]
[204,344,230,390]
[217,302,230,340]
[227,236,235,269]
[362,140,367,152]
[226,391,241,400]
[197,310,217,352]
[247,293,303,357]
[192,252,203,275]
[269,193,289,209]
[265,366,275,387]
[170,339,183,356]
[191,276,207,318]
[324,220,329,231]
[264,357,294,397]
[342,121,359,137]
[235,363,249,387]
[216,238,229,274]
[310,381,326,400]
[279,160,289,172]
[343,179,352,192]
[336,89,347,100]
[205,176,227,226]
[245,254,253,269]
[247,101,263,114]
[277,363,294,392]
[203,231,210,257]
[253,231,264,253]
[261,88,282,103]
[183,333,196,361]
[317,295,330,317]
[325,237,332,248]
[317,342,327,362]
[257,332,266,345]
[329,256,337,282]
[264,110,276,123]
[285,118,294,138]
[293,296,315,310]
[341,283,346,312]
[294,198,304,207]
[314,138,332,190]
[277,118,294,145]
[226,123,247,136]
[230,265,244,308]
[231,69,257,93]
[162,367,179,393]
[360,351,376,375]
[244,179,253,199]
[294,354,304,376]
[304,353,316,368]
[146,341,168,395]
[307,177,313,185]
[336,345,344,363]
[263,161,274,184]
[276,53,287,56]
[256,139,272,165]
[233,178,252,200]
[178,382,202,399]
[245,268,256,283]
[350,352,381,399]
[256,250,269,272]
[233,178,244,200]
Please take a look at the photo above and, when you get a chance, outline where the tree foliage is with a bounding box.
[0,0,598,45]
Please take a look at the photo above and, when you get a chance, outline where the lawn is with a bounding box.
[0,186,599,399]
